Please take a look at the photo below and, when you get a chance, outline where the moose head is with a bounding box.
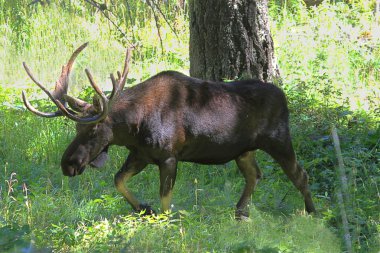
[22,43,131,177]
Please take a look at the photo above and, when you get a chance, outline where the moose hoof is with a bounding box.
[137,204,156,216]
[235,209,250,221]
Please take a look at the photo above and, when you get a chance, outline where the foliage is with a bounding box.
[270,1,380,252]
[1,0,31,50]
[0,0,379,252]
[0,0,189,93]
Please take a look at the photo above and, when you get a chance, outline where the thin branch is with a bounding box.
[83,0,105,10]
[146,0,164,55]
[331,126,353,253]
[125,1,136,42]
[151,0,180,41]
[83,0,135,48]
[28,0,50,6]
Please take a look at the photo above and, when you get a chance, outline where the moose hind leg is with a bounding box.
[159,157,177,212]
[264,139,316,213]
[114,153,152,214]
[235,151,262,220]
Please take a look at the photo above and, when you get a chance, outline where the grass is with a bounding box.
[1,1,379,252]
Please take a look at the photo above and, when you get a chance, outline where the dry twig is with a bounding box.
[331,126,353,253]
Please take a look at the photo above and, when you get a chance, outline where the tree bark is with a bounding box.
[189,0,280,82]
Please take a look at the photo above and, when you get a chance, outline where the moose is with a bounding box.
[22,43,316,219]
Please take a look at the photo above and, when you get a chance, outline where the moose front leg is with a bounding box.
[159,157,177,212]
[114,153,153,214]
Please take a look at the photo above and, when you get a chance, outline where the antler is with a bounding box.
[22,42,88,118]
[22,42,112,124]
[22,62,64,118]
[109,47,132,100]
[22,43,132,124]
[56,69,109,124]
[53,42,89,105]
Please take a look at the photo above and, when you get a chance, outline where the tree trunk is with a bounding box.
[189,0,280,82]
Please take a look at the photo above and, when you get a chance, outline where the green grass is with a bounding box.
[1,1,379,252]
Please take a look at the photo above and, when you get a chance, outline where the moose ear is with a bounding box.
[64,94,92,113]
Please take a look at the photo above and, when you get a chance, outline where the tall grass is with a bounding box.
[0,1,379,252]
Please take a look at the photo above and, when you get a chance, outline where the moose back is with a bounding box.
[22,43,316,219]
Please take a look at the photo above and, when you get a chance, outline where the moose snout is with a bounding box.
[61,147,89,177]
[61,157,86,177]
[62,165,76,177]
[61,164,86,177]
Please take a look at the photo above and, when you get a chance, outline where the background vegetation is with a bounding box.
[0,0,379,252]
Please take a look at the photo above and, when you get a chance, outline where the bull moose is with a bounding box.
[22,43,316,219]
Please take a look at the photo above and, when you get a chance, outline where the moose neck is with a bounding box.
[108,89,145,147]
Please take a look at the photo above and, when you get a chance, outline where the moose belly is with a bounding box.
[178,140,251,164]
